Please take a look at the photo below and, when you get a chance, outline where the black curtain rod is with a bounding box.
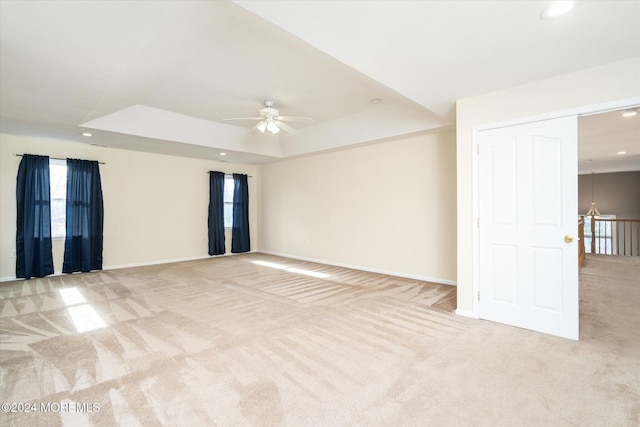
[15,154,106,165]
[207,171,253,178]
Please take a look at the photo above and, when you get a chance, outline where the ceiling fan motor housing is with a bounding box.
[259,100,278,118]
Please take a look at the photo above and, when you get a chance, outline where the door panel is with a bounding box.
[532,136,562,225]
[491,139,517,225]
[532,247,562,311]
[479,116,578,340]
[492,244,518,303]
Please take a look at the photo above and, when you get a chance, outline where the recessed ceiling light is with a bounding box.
[617,151,627,155]
[220,152,227,156]
[81,132,92,137]
[370,98,382,104]
[541,1,575,20]
[622,109,638,118]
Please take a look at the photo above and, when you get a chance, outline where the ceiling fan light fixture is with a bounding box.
[267,120,280,134]
[223,100,311,135]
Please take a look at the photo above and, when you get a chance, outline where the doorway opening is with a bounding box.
[471,98,640,340]
[578,107,640,260]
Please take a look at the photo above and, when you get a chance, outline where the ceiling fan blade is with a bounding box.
[275,115,313,122]
[222,117,262,121]
[275,121,298,135]
[224,101,312,134]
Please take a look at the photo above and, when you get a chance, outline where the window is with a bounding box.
[583,214,617,254]
[49,159,67,238]
[223,175,234,228]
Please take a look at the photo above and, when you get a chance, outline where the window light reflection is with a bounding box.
[253,260,287,269]
[58,287,107,333]
[59,287,87,306]
[67,305,107,333]
[252,260,331,279]
[286,268,330,279]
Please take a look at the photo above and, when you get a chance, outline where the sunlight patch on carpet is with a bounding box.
[252,260,331,279]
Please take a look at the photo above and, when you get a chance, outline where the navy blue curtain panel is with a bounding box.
[62,159,104,273]
[16,154,55,279]
[208,171,226,255]
[231,173,250,253]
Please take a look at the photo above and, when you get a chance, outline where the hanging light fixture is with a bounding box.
[585,172,601,218]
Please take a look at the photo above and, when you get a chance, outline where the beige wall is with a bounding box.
[259,130,457,284]
[578,172,640,219]
[456,56,640,315]
[0,134,258,280]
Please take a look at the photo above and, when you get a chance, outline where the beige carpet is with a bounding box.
[0,253,638,426]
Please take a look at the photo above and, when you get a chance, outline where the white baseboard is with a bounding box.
[104,255,211,271]
[454,308,479,319]
[0,251,257,283]
[3,251,446,286]
[259,250,457,286]
[1,270,67,283]
[105,250,257,271]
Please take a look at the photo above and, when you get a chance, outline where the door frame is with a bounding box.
[469,96,640,320]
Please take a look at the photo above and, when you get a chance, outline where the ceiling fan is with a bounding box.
[223,100,312,135]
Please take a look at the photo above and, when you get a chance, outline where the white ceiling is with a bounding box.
[1,0,639,170]
[579,108,640,174]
